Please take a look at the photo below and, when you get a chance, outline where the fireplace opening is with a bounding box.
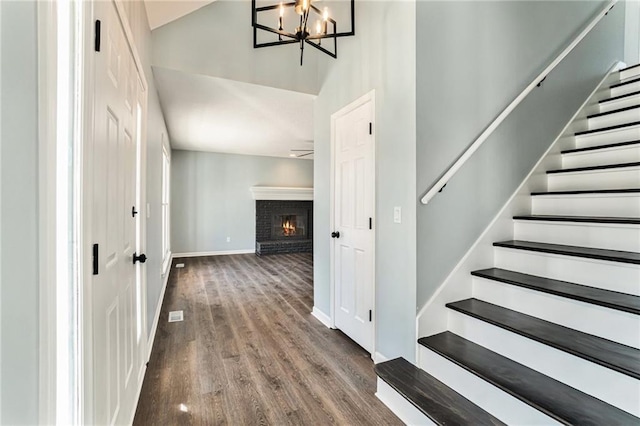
[256,200,313,255]
[272,213,307,239]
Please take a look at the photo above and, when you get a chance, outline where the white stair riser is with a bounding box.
[375,379,435,426]
[495,247,640,295]
[588,108,640,130]
[562,144,640,168]
[514,220,640,252]
[599,94,640,114]
[610,80,640,98]
[472,277,640,348]
[531,194,640,217]
[620,67,640,81]
[419,347,560,425]
[575,126,640,148]
[547,167,640,191]
[448,311,640,417]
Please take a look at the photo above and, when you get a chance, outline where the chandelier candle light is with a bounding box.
[251,0,355,65]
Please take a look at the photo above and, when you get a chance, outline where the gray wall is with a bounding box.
[171,150,313,254]
[416,1,625,308]
[313,1,417,361]
[0,1,39,423]
[151,0,320,94]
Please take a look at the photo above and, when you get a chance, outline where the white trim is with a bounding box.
[161,250,172,278]
[373,352,389,364]
[250,186,314,201]
[37,1,58,423]
[329,90,377,354]
[173,249,256,258]
[375,379,434,426]
[415,61,623,361]
[0,1,3,420]
[147,254,172,361]
[420,0,618,205]
[311,307,333,329]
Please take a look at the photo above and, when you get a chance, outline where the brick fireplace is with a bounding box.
[250,187,314,256]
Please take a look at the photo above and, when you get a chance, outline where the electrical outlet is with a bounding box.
[226,237,231,243]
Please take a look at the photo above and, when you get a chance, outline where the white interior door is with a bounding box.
[332,95,375,353]
[91,1,145,423]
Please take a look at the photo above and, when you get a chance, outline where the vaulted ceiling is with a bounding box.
[148,0,332,159]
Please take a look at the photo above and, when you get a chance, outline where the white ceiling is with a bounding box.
[144,0,217,30]
[153,66,315,159]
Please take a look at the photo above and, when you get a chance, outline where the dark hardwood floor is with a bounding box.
[133,253,401,425]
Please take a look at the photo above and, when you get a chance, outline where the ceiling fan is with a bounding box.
[290,149,314,158]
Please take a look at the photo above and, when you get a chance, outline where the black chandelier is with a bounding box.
[251,0,355,65]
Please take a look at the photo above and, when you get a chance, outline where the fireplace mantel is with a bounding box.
[250,186,313,201]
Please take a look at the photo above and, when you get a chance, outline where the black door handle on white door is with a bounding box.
[133,252,147,264]
[331,231,340,238]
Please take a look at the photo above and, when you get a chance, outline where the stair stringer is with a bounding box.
[415,61,624,361]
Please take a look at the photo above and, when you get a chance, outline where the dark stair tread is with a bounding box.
[418,332,640,425]
[531,188,640,196]
[561,139,640,154]
[546,161,640,174]
[587,104,640,119]
[611,76,640,89]
[599,90,640,104]
[493,240,640,265]
[375,357,505,426]
[445,299,640,379]
[512,215,640,225]
[472,268,640,315]
[575,121,640,136]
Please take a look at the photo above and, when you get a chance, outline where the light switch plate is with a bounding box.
[394,206,402,224]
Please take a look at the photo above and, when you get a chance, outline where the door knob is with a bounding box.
[133,252,147,264]
[331,231,340,238]
[132,206,138,217]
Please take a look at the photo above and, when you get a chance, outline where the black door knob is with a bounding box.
[331,231,340,238]
[132,206,138,217]
[133,252,147,264]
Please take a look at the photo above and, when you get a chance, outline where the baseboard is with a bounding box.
[311,306,332,329]
[173,249,255,258]
[375,378,434,426]
[147,255,172,361]
[373,352,390,364]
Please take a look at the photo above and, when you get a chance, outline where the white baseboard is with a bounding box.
[375,378,434,426]
[311,307,333,329]
[173,249,255,258]
[147,255,172,361]
[373,352,390,364]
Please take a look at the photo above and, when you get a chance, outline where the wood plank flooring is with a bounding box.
[133,253,401,425]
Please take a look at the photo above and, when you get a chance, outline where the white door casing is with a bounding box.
[90,1,147,424]
[331,92,376,354]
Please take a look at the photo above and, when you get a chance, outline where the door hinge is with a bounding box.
[369,122,373,135]
[92,243,99,275]
[369,217,372,230]
[95,20,101,52]
[369,310,372,322]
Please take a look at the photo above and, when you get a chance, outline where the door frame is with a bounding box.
[329,90,376,357]
[79,1,149,423]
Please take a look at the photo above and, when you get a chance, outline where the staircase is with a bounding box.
[376,63,640,425]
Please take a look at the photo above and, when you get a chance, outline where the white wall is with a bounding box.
[313,1,417,361]
[171,150,313,255]
[0,1,39,423]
